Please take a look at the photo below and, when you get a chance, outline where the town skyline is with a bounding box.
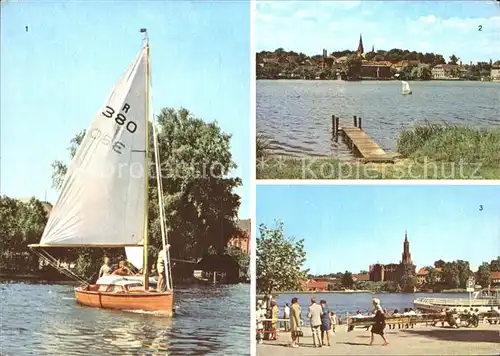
[256,44,499,66]
[255,1,500,63]
[256,185,500,275]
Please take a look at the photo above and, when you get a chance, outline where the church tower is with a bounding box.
[356,34,364,56]
[401,230,412,265]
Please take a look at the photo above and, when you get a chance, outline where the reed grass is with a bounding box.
[256,134,271,161]
[397,123,500,166]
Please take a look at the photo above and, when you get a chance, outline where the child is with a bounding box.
[330,311,337,335]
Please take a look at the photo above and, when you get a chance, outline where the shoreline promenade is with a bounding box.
[257,324,500,355]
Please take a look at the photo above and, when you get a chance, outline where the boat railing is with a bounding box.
[414,297,499,307]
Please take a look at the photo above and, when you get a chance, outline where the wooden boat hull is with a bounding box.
[75,284,174,317]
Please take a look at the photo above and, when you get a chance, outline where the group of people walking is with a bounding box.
[256,296,340,348]
[257,297,391,348]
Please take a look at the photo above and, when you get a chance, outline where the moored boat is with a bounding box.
[413,289,500,313]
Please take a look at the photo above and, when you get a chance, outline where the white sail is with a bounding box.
[39,47,148,246]
[402,81,411,93]
[125,242,144,270]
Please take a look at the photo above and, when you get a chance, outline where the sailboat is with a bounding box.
[401,80,412,95]
[29,29,174,316]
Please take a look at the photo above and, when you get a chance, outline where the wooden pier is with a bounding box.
[332,114,394,163]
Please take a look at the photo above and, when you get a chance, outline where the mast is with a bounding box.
[141,28,150,290]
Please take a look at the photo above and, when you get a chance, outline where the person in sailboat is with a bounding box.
[151,264,158,276]
[112,260,134,276]
[156,244,171,291]
[98,257,112,278]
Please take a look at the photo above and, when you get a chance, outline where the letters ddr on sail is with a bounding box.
[40,47,149,247]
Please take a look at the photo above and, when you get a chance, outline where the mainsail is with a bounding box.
[39,48,148,246]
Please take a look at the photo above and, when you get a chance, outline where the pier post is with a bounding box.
[353,115,357,128]
[335,116,339,142]
[358,117,362,130]
[331,115,335,137]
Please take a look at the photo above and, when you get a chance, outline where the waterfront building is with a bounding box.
[227,219,251,253]
[491,66,500,81]
[416,267,443,285]
[431,64,459,79]
[491,271,500,287]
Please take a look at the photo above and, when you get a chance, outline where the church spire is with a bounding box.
[357,33,364,55]
[402,231,412,265]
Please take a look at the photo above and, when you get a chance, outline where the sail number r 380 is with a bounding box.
[102,105,137,134]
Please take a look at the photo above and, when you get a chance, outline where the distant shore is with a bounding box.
[263,289,469,297]
[256,78,496,82]
[257,323,499,355]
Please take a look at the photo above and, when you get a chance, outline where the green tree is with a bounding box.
[448,54,459,65]
[412,65,432,80]
[50,108,242,277]
[434,259,445,269]
[425,266,438,287]
[0,196,48,272]
[344,55,362,80]
[455,260,472,288]
[400,264,417,292]
[341,271,354,289]
[489,257,500,272]
[0,196,22,261]
[256,221,308,294]
[442,262,460,288]
[477,262,491,288]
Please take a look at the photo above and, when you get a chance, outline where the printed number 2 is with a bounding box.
[478,25,482,31]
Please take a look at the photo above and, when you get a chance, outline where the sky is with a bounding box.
[256,185,500,275]
[255,0,500,63]
[0,1,250,218]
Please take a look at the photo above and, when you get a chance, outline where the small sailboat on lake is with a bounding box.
[401,80,412,95]
[29,29,174,316]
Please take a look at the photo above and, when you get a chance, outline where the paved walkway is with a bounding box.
[257,324,500,355]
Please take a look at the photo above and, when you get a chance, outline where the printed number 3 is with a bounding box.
[102,106,115,118]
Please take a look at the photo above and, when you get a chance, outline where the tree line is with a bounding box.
[0,108,249,281]
[257,48,500,81]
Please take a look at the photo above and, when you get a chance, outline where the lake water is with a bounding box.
[256,80,500,158]
[271,292,465,320]
[0,281,250,356]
